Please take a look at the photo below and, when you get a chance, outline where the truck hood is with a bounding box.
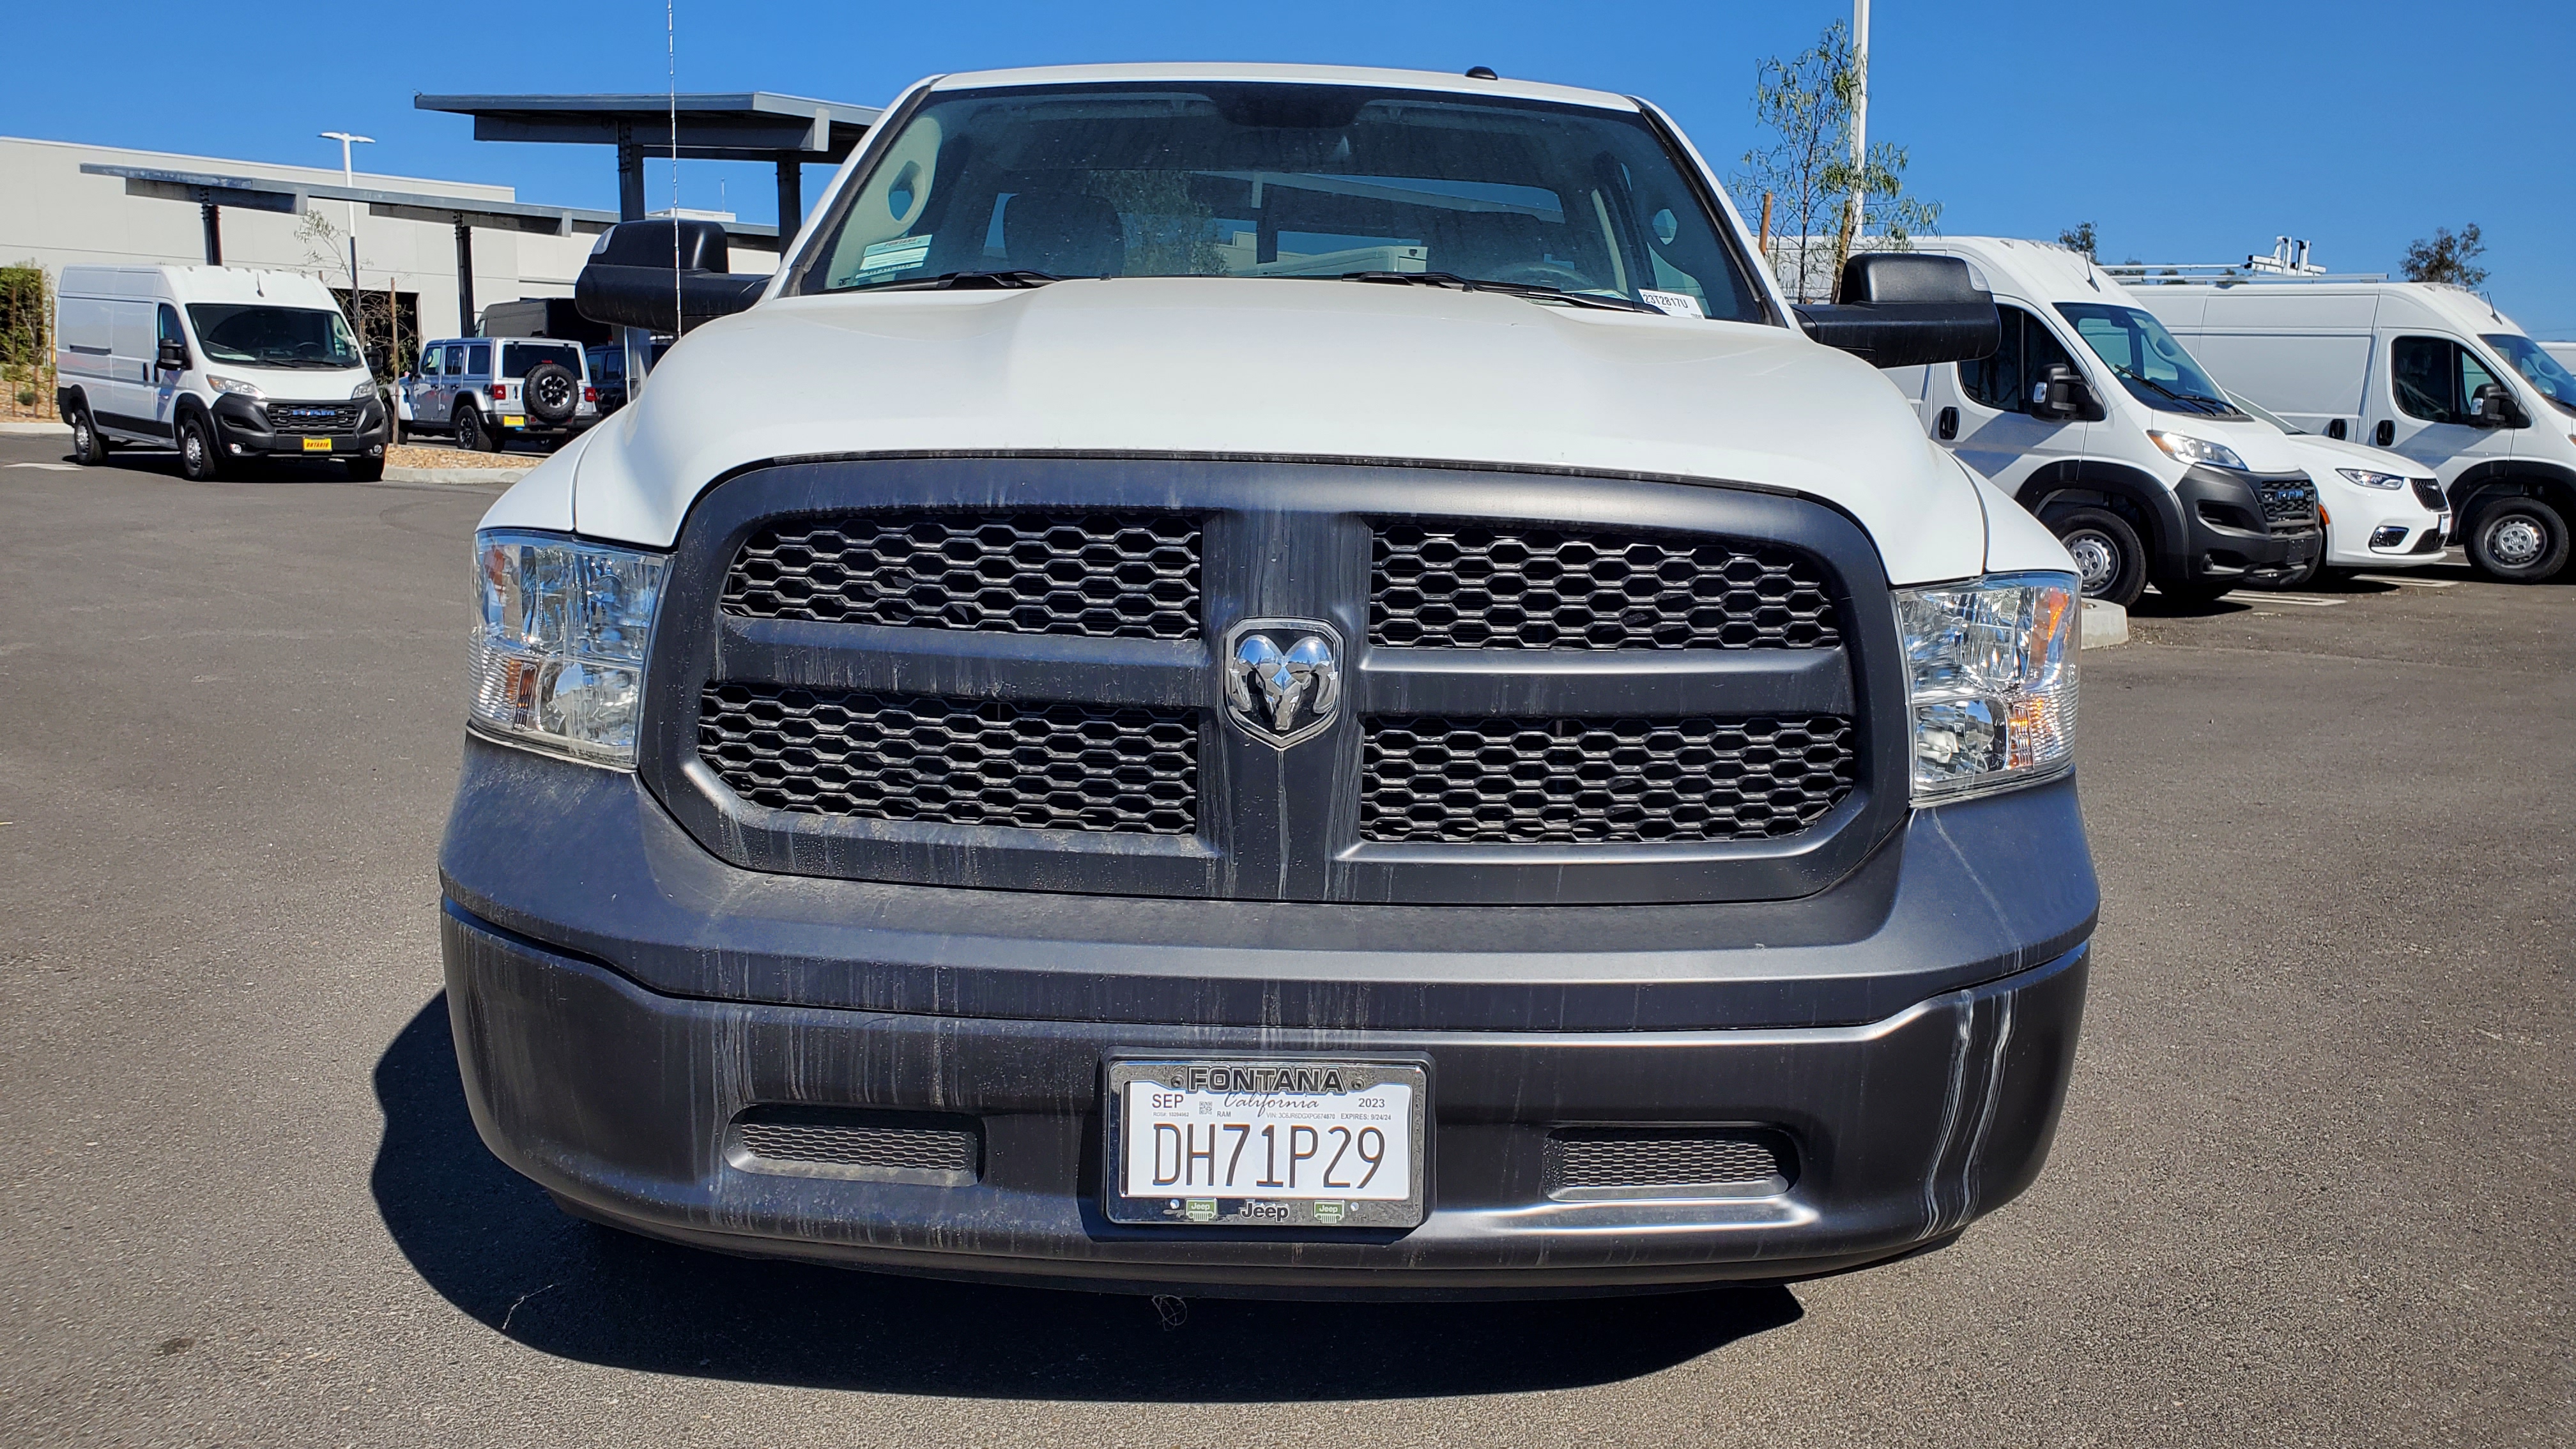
[553,277,1990,585]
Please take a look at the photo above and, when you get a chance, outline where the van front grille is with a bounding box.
[723,511,1202,639]
[263,401,361,433]
[1371,519,1838,650]
[2256,478,2320,528]
[698,683,1199,835]
[1360,714,1858,843]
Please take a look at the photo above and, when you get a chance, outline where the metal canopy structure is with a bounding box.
[78,163,780,331]
[412,91,880,245]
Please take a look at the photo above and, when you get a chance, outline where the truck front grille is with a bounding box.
[2257,478,2321,528]
[723,511,1202,639]
[264,401,361,432]
[1360,714,1857,843]
[698,683,1199,835]
[1371,519,1839,649]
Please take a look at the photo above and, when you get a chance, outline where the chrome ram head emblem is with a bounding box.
[1221,618,1342,749]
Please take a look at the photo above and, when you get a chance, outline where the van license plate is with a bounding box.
[300,436,331,452]
[1105,1060,1427,1228]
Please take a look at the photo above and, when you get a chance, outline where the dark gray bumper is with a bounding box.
[437,738,2094,1296]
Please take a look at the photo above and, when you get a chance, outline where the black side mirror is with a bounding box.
[2029,363,2104,423]
[365,344,391,375]
[2470,381,2526,429]
[1793,253,2001,369]
[574,218,769,334]
[156,339,188,370]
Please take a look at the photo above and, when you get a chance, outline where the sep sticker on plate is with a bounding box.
[855,235,933,275]
[1639,288,1705,318]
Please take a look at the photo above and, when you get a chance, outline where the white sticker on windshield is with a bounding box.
[856,235,933,274]
[1640,288,1705,318]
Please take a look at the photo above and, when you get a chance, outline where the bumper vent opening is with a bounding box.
[1361,714,1858,843]
[728,1107,981,1185]
[1544,1128,1792,1200]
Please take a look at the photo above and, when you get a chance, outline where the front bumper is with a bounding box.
[440,738,2096,1296]
[2172,464,2321,584]
[211,393,390,457]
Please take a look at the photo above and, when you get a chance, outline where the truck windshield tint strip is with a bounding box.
[724,512,1204,639]
[699,683,1200,836]
[799,82,1767,323]
[1360,713,1857,843]
[1372,519,1838,649]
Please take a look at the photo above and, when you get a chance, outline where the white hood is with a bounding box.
[537,277,1992,585]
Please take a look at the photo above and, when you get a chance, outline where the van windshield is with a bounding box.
[797,81,1768,322]
[2054,303,2240,417]
[2481,332,2576,415]
[187,305,361,369]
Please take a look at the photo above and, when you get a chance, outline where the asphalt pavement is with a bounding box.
[3,431,2568,1446]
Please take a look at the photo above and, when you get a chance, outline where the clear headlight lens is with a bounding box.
[351,380,378,401]
[468,530,668,768]
[1898,572,2080,804]
[207,374,264,399]
[2335,467,2405,490]
[2149,430,2246,471]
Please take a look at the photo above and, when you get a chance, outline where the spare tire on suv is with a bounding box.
[523,360,581,427]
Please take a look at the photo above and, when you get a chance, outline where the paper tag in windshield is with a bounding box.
[1639,288,1705,318]
[855,235,932,275]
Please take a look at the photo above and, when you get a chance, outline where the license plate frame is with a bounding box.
[300,436,332,452]
[1103,1059,1429,1229]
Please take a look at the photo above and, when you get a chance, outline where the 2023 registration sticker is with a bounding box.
[1108,1061,1427,1228]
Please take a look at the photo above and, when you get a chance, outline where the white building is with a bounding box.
[0,135,779,346]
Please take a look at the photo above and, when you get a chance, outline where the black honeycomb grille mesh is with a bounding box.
[736,1117,976,1173]
[1372,520,1838,650]
[2257,479,2320,526]
[723,512,1202,639]
[1361,715,1857,843]
[699,684,1198,835]
[1546,1132,1785,1190]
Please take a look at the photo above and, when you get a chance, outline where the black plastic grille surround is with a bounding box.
[1372,519,1839,650]
[1545,1131,1786,1192]
[2256,478,2322,528]
[698,683,1199,835]
[1360,714,1858,843]
[722,512,1202,639]
[2410,478,2447,511]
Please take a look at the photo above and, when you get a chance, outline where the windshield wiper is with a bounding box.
[1339,270,1663,314]
[846,270,1060,293]
[2110,363,2234,415]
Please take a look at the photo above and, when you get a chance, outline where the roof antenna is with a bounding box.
[1465,66,1498,80]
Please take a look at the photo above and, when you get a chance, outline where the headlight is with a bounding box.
[207,375,264,400]
[2149,431,2246,471]
[351,380,378,401]
[1897,572,2080,804]
[468,530,668,768]
[2335,467,2405,491]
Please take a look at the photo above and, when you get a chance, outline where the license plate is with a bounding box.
[502,415,524,427]
[1105,1060,1427,1228]
[300,436,331,452]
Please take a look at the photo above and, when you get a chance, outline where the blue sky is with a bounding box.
[10,1,2572,334]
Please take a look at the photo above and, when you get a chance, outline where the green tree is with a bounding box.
[2058,222,2099,260]
[1735,22,1941,302]
[2401,224,2488,287]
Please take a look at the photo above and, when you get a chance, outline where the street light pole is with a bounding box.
[1847,1,1869,245]
[319,130,373,316]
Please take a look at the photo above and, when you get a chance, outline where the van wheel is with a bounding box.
[177,413,227,481]
[454,404,498,453]
[2042,506,2147,606]
[2464,496,2569,583]
[70,408,109,465]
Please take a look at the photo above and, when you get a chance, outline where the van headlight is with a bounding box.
[2148,431,2246,471]
[1897,572,2079,804]
[468,530,668,768]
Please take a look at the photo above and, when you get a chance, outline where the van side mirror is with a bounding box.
[366,344,391,376]
[574,218,769,334]
[156,339,188,370]
[1792,253,2001,369]
[2029,364,2104,422]
[2470,381,2527,429]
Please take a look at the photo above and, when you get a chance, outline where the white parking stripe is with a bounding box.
[2247,595,2345,607]
[5,462,79,471]
[2352,574,2462,588]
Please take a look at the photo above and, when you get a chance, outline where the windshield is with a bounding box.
[797,82,1768,321]
[2055,303,2241,417]
[186,304,360,370]
[2482,332,2576,415]
[502,342,582,379]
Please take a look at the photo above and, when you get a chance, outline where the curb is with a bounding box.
[0,420,72,436]
[2080,597,2128,649]
[384,464,531,486]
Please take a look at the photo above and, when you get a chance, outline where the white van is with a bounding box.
[2128,278,2574,582]
[1880,237,2325,607]
[2216,390,2448,583]
[54,266,391,482]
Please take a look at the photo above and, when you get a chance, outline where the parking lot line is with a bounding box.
[2242,595,2344,607]
[2351,574,2462,588]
